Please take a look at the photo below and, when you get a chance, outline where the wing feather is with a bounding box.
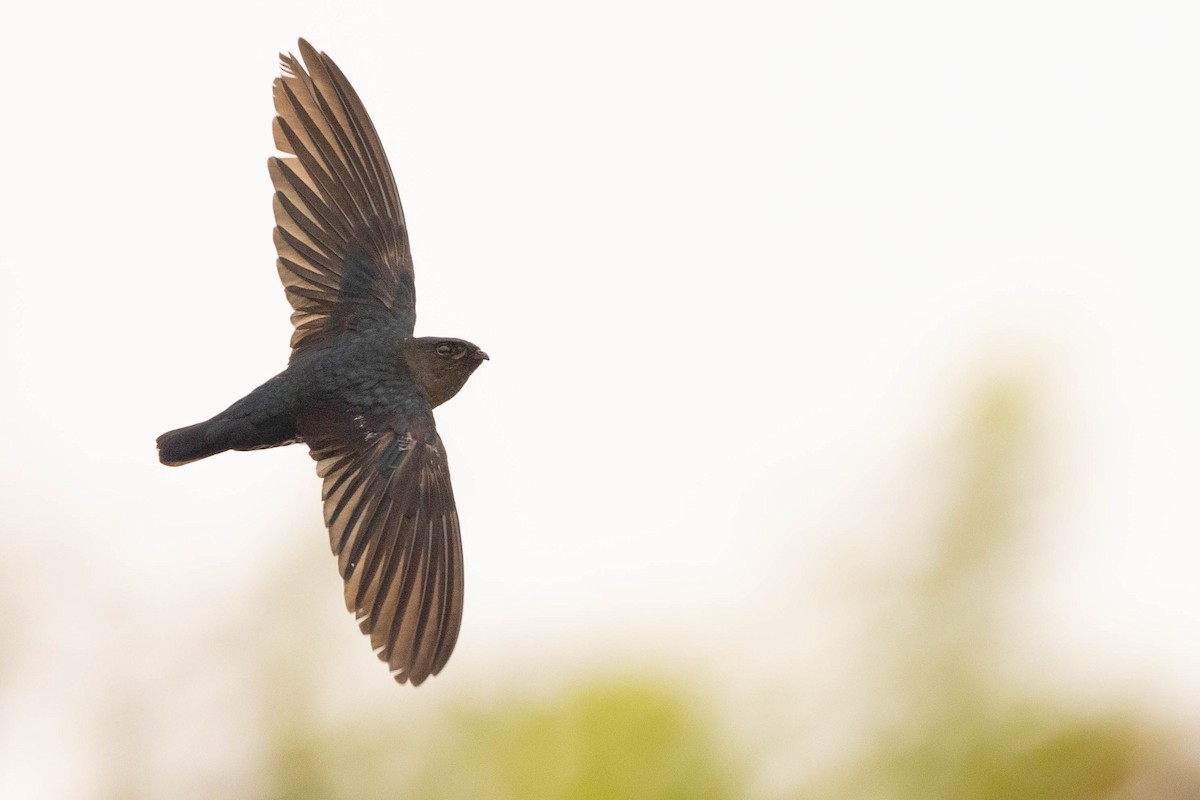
[304,416,463,686]
[271,39,416,357]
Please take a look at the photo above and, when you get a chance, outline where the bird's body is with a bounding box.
[157,40,486,686]
[159,329,482,465]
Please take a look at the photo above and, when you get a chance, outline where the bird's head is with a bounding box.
[402,336,489,408]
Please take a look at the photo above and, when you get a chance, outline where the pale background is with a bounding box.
[1,1,1198,797]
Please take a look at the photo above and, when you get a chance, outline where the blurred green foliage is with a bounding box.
[419,681,737,800]
[798,378,1154,800]
[262,678,736,800]
[97,375,1196,799]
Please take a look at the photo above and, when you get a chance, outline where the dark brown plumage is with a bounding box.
[156,40,487,686]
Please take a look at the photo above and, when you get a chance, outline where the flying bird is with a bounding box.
[157,40,487,686]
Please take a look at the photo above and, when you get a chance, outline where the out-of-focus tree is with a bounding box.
[792,376,1186,800]
[79,371,1200,800]
[417,680,738,800]
[259,675,736,800]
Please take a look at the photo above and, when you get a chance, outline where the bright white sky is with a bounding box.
[2,1,1200,796]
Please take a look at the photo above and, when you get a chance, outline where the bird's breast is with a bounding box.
[305,335,418,411]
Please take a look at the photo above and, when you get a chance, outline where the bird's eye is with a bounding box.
[436,343,453,357]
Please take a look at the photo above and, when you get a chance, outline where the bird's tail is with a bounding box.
[156,419,236,466]
[158,374,301,466]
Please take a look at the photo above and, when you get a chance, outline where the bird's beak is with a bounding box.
[477,350,490,361]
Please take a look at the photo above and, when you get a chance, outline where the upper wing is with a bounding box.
[271,39,416,357]
[302,408,463,686]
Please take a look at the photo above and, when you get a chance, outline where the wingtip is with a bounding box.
[297,38,321,67]
[401,671,427,687]
[393,661,442,687]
